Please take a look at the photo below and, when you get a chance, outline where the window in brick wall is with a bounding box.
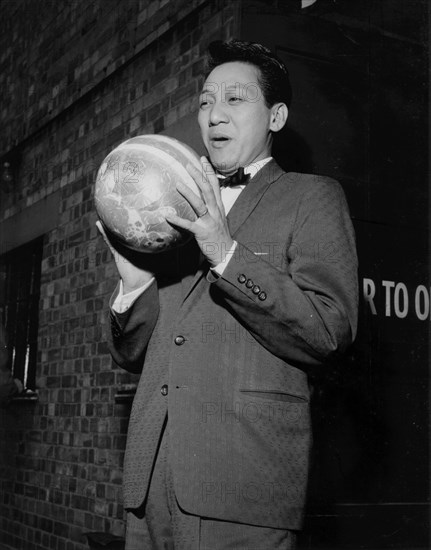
[0,236,43,391]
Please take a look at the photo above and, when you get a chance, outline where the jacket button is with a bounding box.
[245,279,254,289]
[258,291,267,301]
[252,285,261,295]
[174,335,185,345]
[160,384,168,396]
[237,274,246,284]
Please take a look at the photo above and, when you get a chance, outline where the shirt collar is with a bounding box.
[218,157,273,183]
[244,157,272,179]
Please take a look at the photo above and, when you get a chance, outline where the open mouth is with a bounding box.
[210,136,231,147]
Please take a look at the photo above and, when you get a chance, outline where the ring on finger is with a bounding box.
[197,207,209,218]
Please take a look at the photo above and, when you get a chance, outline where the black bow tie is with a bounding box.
[218,167,250,187]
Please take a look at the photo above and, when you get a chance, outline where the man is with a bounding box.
[99,39,358,549]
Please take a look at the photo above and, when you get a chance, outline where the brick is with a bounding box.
[0,0,236,547]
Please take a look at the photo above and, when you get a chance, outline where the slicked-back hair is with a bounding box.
[205,39,292,108]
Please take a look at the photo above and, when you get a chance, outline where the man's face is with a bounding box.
[198,61,274,174]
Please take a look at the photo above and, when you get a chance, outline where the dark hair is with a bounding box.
[205,39,292,108]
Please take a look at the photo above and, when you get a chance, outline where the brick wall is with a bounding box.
[0,1,240,549]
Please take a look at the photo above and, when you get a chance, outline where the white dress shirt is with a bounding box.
[112,157,272,313]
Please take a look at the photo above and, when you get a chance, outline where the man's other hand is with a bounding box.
[96,221,155,294]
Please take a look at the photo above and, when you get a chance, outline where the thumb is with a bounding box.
[96,221,115,255]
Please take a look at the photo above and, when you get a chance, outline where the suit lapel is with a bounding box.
[181,160,284,304]
[225,159,283,237]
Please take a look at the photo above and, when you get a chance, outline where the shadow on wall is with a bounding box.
[273,126,314,174]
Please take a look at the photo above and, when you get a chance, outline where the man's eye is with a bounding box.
[228,96,242,103]
[199,97,212,108]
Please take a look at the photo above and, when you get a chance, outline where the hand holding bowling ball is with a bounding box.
[96,220,155,294]
[94,134,202,255]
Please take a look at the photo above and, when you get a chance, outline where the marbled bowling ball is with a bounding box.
[94,134,201,253]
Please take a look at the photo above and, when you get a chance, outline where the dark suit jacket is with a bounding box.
[108,160,358,530]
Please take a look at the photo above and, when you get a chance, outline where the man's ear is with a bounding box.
[269,103,288,133]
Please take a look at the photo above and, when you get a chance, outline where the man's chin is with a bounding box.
[209,156,239,175]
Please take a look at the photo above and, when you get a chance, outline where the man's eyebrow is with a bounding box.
[224,83,246,90]
[200,88,215,96]
[200,83,249,95]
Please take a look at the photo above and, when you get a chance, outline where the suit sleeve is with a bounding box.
[209,177,359,370]
[107,279,160,373]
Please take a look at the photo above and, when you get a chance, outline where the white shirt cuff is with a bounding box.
[211,241,238,276]
[112,278,155,313]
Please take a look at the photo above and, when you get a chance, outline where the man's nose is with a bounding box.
[208,100,229,126]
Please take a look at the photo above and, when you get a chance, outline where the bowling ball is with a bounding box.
[94,134,202,253]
